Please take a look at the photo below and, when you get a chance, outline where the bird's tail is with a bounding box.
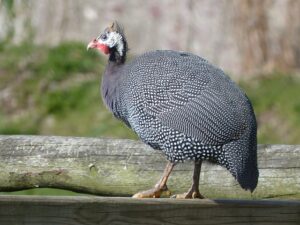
[220,131,259,192]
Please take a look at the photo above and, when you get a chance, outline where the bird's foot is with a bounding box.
[132,184,171,198]
[172,188,205,199]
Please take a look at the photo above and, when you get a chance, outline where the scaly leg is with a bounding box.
[132,162,175,198]
[173,160,205,199]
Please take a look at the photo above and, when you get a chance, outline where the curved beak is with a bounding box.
[87,39,110,55]
[87,39,97,50]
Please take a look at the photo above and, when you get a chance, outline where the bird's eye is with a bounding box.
[100,33,107,40]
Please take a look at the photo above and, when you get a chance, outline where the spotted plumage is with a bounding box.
[88,22,259,197]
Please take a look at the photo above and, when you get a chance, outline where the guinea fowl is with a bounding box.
[87,22,259,198]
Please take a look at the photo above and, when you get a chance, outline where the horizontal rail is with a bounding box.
[0,135,299,199]
[0,196,299,225]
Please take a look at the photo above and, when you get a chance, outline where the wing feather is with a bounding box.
[128,51,247,146]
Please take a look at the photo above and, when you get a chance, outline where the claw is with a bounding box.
[171,190,205,199]
[132,185,171,198]
[133,162,175,199]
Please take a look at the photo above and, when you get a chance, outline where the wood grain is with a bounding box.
[0,135,299,199]
[0,196,299,225]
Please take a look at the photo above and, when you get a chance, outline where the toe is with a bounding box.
[132,188,162,198]
[171,192,190,199]
[192,191,205,199]
[132,190,157,198]
[171,191,205,199]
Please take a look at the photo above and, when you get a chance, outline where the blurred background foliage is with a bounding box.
[0,0,299,195]
[0,41,137,139]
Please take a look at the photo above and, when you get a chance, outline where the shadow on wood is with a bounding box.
[0,196,299,225]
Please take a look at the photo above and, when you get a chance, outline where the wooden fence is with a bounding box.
[0,135,299,225]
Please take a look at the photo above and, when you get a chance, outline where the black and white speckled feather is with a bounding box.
[99,30,258,192]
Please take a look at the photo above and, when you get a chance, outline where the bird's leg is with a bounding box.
[132,162,175,198]
[173,160,205,199]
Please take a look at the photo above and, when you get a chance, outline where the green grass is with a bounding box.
[240,74,300,144]
[0,188,90,196]
[0,41,136,139]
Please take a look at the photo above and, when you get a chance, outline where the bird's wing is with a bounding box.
[142,55,247,145]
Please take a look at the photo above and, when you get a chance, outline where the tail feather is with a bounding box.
[220,132,258,192]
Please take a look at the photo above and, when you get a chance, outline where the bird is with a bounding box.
[87,21,259,199]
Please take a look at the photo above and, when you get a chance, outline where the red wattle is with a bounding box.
[97,43,110,55]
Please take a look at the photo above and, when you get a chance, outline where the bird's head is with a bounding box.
[87,21,127,61]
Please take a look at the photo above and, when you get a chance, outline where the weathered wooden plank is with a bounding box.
[0,135,299,199]
[0,196,299,225]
